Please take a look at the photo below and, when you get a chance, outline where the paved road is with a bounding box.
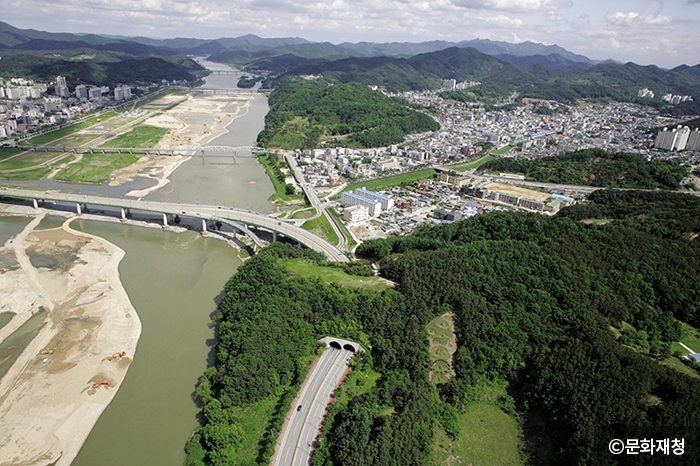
[0,188,349,262]
[275,347,353,466]
[285,153,347,250]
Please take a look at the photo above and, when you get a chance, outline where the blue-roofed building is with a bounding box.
[550,193,573,205]
[341,191,381,217]
[355,188,394,211]
[689,353,700,362]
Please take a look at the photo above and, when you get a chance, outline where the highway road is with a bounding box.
[285,153,347,250]
[0,188,350,262]
[274,347,354,466]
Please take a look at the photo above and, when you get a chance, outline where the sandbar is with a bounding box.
[0,210,141,466]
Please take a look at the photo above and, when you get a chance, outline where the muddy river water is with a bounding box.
[1,61,275,465]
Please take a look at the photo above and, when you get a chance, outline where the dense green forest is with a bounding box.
[481,148,689,190]
[256,79,440,150]
[0,54,198,87]
[187,188,700,465]
[558,189,700,242]
[276,48,700,114]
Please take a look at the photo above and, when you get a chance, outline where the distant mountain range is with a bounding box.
[0,21,698,115]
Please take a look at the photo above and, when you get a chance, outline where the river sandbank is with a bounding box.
[111,93,255,199]
[0,208,141,466]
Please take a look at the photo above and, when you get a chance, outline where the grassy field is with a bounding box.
[448,155,494,172]
[185,396,278,466]
[0,150,68,171]
[327,208,357,251]
[491,145,512,155]
[52,151,139,184]
[47,134,100,147]
[22,127,78,145]
[341,169,437,195]
[98,124,168,148]
[678,321,700,353]
[257,153,307,203]
[426,313,457,385]
[0,148,24,162]
[282,259,391,292]
[432,401,523,466]
[289,207,317,219]
[301,214,339,246]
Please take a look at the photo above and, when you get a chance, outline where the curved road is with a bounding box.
[0,188,349,262]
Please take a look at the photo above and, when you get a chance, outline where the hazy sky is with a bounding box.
[3,0,699,68]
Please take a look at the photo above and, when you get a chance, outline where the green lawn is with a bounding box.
[678,321,700,353]
[290,208,317,219]
[23,127,78,145]
[98,124,168,148]
[427,313,457,385]
[491,145,512,155]
[433,401,523,466]
[282,258,391,292]
[301,214,339,246]
[257,153,307,203]
[0,148,24,162]
[0,150,68,170]
[52,151,139,184]
[327,208,357,251]
[449,155,494,172]
[341,169,437,194]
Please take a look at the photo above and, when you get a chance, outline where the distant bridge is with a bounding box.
[1,188,349,262]
[191,88,262,95]
[17,145,267,161]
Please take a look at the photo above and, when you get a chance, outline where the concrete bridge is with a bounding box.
[191,88,262,95]
[17,145,267,161]
[1,188,349,262]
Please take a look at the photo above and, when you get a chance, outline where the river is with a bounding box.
[1,61,274,465]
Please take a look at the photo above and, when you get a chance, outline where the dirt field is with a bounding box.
[484,182,551,202]
[0,211,140,466]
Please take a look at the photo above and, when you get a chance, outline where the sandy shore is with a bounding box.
[110,94,255,199]
[0,210,141,466]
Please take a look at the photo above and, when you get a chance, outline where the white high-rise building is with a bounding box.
[55,76,69,98]
[341,191,381,217]
[686,129,700,151]
[655,127,691,151]
[114,85,132,101]
[75,84,89,100]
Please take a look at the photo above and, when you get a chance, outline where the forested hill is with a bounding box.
[357,204,700,465]
[480,148,689,190]
[186,190,700,466]
[271,48,700,114]
[0,54,198,87]
[256,78,440,150]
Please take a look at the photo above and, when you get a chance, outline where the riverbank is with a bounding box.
[0,208,141,466]
[112,93,254,199]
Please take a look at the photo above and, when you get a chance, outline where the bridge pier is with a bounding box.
[76,204,81,215]
[273,231,278,242]
[89,149,94,154]
[202,219,207,232]
[32,199,38,209]
[162,213,168,226]
[101,150,105,154]
[120,208,126,220]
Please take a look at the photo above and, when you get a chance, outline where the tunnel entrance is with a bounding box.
[343,344,356,352]
[329,341,342,350]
